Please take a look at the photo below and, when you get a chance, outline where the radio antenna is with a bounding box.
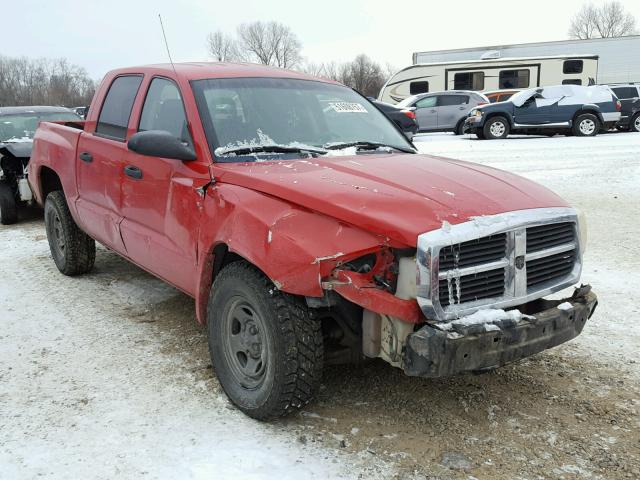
[158,14,178,75]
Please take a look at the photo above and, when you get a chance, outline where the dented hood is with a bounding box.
[212,153,568,246]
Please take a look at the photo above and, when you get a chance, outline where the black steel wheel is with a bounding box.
[207,261,323,420]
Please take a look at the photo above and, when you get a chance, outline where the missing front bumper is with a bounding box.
[403,286,598,377]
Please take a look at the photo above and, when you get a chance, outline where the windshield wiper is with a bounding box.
[217,144,327,156]
[323,141,415,154]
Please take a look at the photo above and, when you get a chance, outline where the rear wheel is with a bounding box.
[44,191,95,275]
[207,261,323,420]
[630,113,640,133]
[0,182,18,225]
[483,116,509,140]
[573,114,599,137]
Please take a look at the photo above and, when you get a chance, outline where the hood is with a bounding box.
[212,153,568,247]
[0,141,33,159]
[476,101,514,114]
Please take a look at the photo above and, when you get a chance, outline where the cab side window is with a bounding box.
[96,75,143,141]
[139,78,192,145]
[415,96,437,108]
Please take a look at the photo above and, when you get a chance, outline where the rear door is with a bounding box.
[413,95,438,131]
[76,75,143,252]
[119,76,210,294]
[436,95,470,129]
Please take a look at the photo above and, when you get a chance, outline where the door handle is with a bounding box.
[459,106,466,110]
[430,109,436,113]
[79,152,93,163]
[124,165,143,180]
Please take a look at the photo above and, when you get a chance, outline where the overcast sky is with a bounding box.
[4,0,640,79]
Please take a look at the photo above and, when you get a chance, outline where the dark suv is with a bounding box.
[464,85,621,140]
[607,84,640,132]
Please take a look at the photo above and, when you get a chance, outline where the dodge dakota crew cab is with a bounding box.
[28,63,598,420]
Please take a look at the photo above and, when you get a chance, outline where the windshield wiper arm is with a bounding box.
[217,144,327,156]
[323,141,415,153]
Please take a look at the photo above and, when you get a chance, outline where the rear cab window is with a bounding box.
[95,75,143,141]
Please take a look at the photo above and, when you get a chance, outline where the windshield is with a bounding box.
[509,88,540,107]
[191,77,414,161]
[0,111,81,142]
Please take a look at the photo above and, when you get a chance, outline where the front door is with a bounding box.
[75,74,143,253]
[413,95,438,131]
[119,77,210,294]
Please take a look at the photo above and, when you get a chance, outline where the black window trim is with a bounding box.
[452,71,485,91]
[563,59,584,74]
[136,75,193,146]
[95,74,144,143]
[498,69,531,89]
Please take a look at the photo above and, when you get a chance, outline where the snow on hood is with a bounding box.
[212,153,568,246]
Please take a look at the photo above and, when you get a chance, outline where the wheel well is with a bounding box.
[211,243,244,284]
[574,109,602,124]
[484,112,511,127]
[40,167,63,200]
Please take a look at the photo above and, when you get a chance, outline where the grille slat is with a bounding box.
[526,250,576,288]
[439,233,507,270]
[439,268,506,307]
[526,222,575,253]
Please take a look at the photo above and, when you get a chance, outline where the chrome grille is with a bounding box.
[417,208,583,321]
[526,222,575,253]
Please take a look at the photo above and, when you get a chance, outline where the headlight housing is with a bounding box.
[469,109,483,117]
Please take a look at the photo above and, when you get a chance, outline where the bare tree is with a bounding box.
[0,55,96,107]
[236,21,302,68]
[342,54,386,97]
[206,30,238,62]
[569,1,637,39]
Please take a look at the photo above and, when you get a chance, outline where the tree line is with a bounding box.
[0,56,96,108]
[206,21,393,98]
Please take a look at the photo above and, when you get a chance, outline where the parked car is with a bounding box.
[369,99,418,139]
[605,84,640,132]
[73,106,88,119]
[29,63,596,420]
[396,91,489,134]
[0,106,81,224]
[484,89,523,103]
[464,85,621,139]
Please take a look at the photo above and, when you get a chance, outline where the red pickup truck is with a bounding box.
[28,63,597,420]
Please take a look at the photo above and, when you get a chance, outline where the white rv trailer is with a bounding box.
[380,35,640,104]
[379,55,598,103]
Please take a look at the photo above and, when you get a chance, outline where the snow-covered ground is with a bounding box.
[1,131,639,479]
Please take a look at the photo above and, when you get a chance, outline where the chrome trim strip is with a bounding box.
[525,242,576,261]
[416,207,582,321]
[513,122,570,128]
[437,259,509,280]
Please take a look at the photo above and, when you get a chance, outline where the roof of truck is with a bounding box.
[109,62,338,83]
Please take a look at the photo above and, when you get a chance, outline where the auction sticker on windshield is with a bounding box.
[329,102,368,113]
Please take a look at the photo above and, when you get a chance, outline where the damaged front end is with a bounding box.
[319,207,597,377]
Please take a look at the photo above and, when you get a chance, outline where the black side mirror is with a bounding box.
[128,130,196,161]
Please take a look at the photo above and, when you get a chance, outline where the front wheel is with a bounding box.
[44,191,96,275]
[483,117,510,139]
[630,113,640,133]
[0,182,18,225]
[573,114,599,137]
[207,261,323,420]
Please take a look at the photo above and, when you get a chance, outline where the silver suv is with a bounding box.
[396,90,489,135]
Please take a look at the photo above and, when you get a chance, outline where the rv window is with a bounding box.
[453,72,484,91]
[563,60,583,74]
[409,81,429,95]
[499,70,530,89]
[415,96,437,108]
[438,95,469,106]
[611,87,637,99]
[562,79,582,86]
